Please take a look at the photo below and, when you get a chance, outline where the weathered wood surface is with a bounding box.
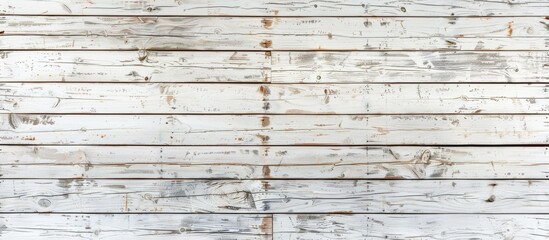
[0,51,270,83]
[1,114,547,145]
[2,16,547,50]
[0,214,273,240]
[1,146,548,179]
[2,83,548,114]
[2,0,548,16]
[3,51,548,83]
[273,214,549,239]
[272,51,549,83]
[1,179,548,213]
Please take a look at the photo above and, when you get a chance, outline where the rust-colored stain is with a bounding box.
[507,21,513,37]
[259,216,273,235]
[261,18,273,28]
[256,134,270,144]
[258,85,270,96]
[262,165,271,178]
[166,95,175,105]
[260,39,272,48]
[261,116,270,127]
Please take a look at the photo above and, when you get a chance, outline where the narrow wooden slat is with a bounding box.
[3,51,547,83]
[1,114,547,145]
[1,146,548,179]
[273,214,549,239]
[2,83,548,114]
[1,179,548,213]
[1,0,547,16]
[0,214,273,240]
[272,51,549,83]
[2,16,546,50]
[0,51,270,83]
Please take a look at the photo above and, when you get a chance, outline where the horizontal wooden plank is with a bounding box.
[1,0,548,16]
[273,214,549,239]
[1,16,547,50]
[272,51,549,83]
[1,146,548,179]
[1,179,548,213]
[0,214,272,240]
[3,51,547,83]
[1,114,547,145]
[0,51,270,83]
[2,83,548,114]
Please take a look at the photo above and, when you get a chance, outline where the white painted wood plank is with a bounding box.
[273,214,549,239]
[1,179,548,213]
[2,16,546,50]
[1,146,548,179]
[2,83,548,114]
[272,51,549,83]
[1,114,547,145]
[0,51,270,83]
[1,0,547,16]
[0,214,272,240]
[3,51,547,83]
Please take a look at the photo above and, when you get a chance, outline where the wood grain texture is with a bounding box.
[272,51,549,83]
[1,114,547,145]
[2,16,547,50]
[0,214,273,240]
[0,51,270,83]
[1,146,548,179]
[3,51,548,83]
[1,179,549,213]
[2,83,548,114]
[1,0,548,16]
[273,214,549,239]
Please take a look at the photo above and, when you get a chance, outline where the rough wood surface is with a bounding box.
[2,16,547,50]
[1,146,548,179]
[1,0,548,16]
[2,83,548,114]
[0,51,270,83]
[0,214,273,240]
[273,214,549,239]
[1,114,547,145]
[1,179,548,213]
[272,51,549,83]
[3,51,548,83]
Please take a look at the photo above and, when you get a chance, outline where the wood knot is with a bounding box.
[485,195,496,203]
[260,40,272,48]
[38,198,51,208]
[138,50,148,62]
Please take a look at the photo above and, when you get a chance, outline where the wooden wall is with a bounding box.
[1,1,548,239]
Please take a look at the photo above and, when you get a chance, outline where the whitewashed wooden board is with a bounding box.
[2,51,547,83]
[1,16,546,50]
[272,51,549,83]
[2,83,548,114]
[0,214,272,240]
[0,51,270,83]
[273,214,549,239]
[1,114,547,145]
[1,179,548,213]
[2,0,547,16]
[1,146,548,179]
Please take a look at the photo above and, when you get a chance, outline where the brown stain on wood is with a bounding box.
[259,216,273,235]
[261,18,273,29]
[260,40,272,48]
[261,117,270,127]
[507,21,513,37]
[262,165,271,178]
